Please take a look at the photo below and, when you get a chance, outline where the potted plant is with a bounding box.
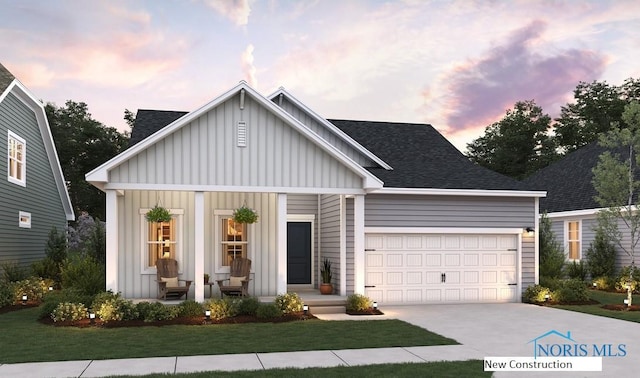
[145,205,172,223]
[204,273,210,284]
[320,258,333,295]
[232,205,258,224]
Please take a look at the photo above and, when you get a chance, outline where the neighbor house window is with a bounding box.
[221,217,247,266]
[140,209,183,273]
[567,221,581,260]
[7,131,26,186]
[19,211,31,228]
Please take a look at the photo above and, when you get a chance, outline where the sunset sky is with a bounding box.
[1,0,639,151]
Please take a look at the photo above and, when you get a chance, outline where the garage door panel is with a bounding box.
[407,236,423,249]
[387,254,403,267]
[444,254,461,266]
[386,272,403,285]
[464,271,479,284]
[426,271,442,284]
[445,289,460,301]
[386,236,403,249]
[426,254,441,266]
[463,236,480,249]
[444,271,460,284]
[367,272,383,286]
[482,253,498,266]
[407,254,422,266]
[407,290,423,302]
[464,288,479,301]
[464,254,479,266]
[445,236,461,249]
[425,236,441,248]
[386,290,403,302]
[426,290,441,302]
[407,271,422,284]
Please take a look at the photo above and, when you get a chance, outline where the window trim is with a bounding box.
[7,131,26,187]
[214,209,252,274]
[19,211,31,228]
[565,220,582,261]
[139,208,184,275]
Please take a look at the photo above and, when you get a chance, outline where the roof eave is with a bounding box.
[372,187,547,198]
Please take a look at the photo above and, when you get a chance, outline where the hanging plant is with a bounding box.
[146,205,172,223]
[232,205,258,224]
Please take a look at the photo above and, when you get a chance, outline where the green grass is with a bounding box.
[0,307,457,364]
[110,361,489,378]
[552,289,640,323]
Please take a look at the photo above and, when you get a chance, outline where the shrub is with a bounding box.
[0,281,13,308]
[554,279,589,303]
[1,261,29,282]
[275,292,303,314]
[523,284,553,303]
[97,297,138,322]
[256,303,282,319]
[539,213,565,278]
[585,230,616,279]
[177,300,204,317]
[591,276,615,291]
[346,294,373,311]
[40,288,94,320]
[61,255,105,296]
[45,227,68,265]
[12,277,49,304]
[564,261,587,281]
[237,296,260,316]
[204,298,239,320]
[615,266,640,294]
[91,291,121,311]
[136,301,177,322]
[31,257,62,284]
[51,302,88,322]
[539,276,563,291]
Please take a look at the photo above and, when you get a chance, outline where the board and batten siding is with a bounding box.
[319,195,342,290]
[117,190,278,298]
[0,93,67,268]
[109,95,364,190]
[276,97,377,168]
[365,194,535,228]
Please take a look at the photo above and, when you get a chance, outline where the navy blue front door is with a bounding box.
[287,222,312,284]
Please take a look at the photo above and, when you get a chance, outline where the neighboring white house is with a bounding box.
[86,82,545,304]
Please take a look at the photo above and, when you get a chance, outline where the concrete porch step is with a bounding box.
[309,305,346,314]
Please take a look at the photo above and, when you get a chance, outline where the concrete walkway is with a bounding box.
[1,303,637,377]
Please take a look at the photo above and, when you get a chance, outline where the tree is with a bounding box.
[592,101,640,306]
[539,213,565,279]
[555,79,640,153]
[45,101,129,221]
[466,100,557,179]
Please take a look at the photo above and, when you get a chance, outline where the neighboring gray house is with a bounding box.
[524,143,634,270]
[86,82,544,304]
[0,63,75,269]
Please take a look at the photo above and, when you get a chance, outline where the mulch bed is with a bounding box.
[0,303,39,314]
[536,299,600,306]
[346,309,384,315]
[601,304,640,311]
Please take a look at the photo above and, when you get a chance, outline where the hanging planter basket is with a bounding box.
[232,205,259,224]
[146,205,172,223]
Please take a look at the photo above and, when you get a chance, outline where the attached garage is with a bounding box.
[364,232,520,304]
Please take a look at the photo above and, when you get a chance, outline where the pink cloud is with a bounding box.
[440,20,608,134]
[241,44,258,88]
[203,0,253,26]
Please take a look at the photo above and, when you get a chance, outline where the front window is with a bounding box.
[8,131,26,186]
[140,208,183,273]
[221,217,247,266]
[567,221,581,260]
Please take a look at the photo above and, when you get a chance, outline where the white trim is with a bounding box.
[7,130,26,187]
[372,187,546,198]
[353,194,365,296]
[268,87,393,171]
[534,197,540,285]
[517,233,523,303]
[18,211,31,228]
[564,219,582,261]
[139,208,185,275]
[213,209,252,274]
[101,183,368,195]
[194,192,205,302]
[545,208,602,218]
[287,214,316,285]
[287,214,315,222]
[105,190,118,293]
[86,81,383,190]
[277,193,288,294]
[365,227,524,234]
[339,195,347,296]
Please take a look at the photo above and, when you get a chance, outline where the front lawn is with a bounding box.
[0,307,457,364]
[552,290,640,323]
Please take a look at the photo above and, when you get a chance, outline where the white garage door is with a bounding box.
[364,234,518,304]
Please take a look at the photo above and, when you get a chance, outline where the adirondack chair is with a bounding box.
[216,257,252,298]
[156,258,192,300]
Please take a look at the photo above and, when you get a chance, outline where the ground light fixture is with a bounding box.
[544,294,550,301]
[303,304,309,315]
[21,294,27,305]
[593,282,597,288]
[373,301,378,310]
[88,310,96,325]
[624,299,630,305]
[48,286,54,291]
[205,310,211,321]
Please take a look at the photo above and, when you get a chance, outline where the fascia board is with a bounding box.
[372,187,547,198]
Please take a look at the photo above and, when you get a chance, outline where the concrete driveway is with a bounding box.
[383,303,639,377]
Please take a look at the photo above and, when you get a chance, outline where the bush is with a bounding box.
[97,297,138,322]
[51,302,88,322]
[0,281,13,308]
[31,257,62,284]
[237,296,260,316]
[539,276,563,291]
[554,279,589,303]
[177,300,204,318]
[91,291,121,311]
[585,230,616,279]
[12,277,49,304]
[539,213,565,278]
[256,303,282,319]
[1,261,29,282]
[61,255,105,296]
[523,284,553,303]
[204,298,239,320]
[136,301,177,322]
[274,292,303,314]
[592,276,615,291]
[40,288,94,320]
[615,266,640,294]
[346,294,373,311]
[45,227,68,265]
[564,261,587,281]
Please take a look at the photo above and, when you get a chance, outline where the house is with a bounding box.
[86,82,545,304]
[523,142,633,269]
[0,63,75,269]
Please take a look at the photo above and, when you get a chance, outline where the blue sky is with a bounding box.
[1,0,639,151]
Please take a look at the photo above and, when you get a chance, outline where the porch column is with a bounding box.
[339,195,347,296]
[534,197,540,285]
[105,190,118,293]
[353,194,365,295]
[277,193,287,294]
[194,192,205,302]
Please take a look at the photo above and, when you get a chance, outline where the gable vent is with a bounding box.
[237,121,247,147]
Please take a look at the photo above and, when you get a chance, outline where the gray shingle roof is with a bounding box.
[128,109,187,147]
[0,63,16,94]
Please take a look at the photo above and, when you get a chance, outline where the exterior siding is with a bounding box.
[345,197,355,294]
[365,194,535,228]
[118,190,278,298]
[319,195,341,291]
[109,95,364,190]
[277,97,377,168]
[521,236,535,290]
[0,93,67,268]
